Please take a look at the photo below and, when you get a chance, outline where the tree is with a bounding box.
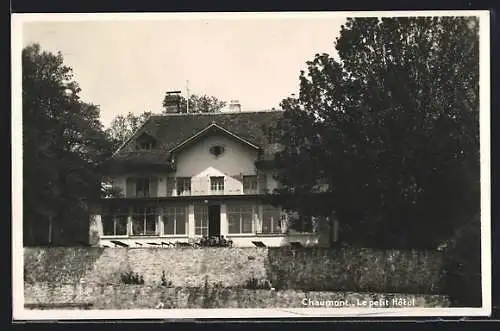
[273,17,479,249]
[162,92,226,113]
[105,111,152,149]
[23,43,114,246]
[442,212,482,307]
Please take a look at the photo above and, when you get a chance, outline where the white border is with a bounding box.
[11,10,491,320]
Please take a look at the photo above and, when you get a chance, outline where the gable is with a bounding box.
[169,123,259,154]
[175,134,260,177]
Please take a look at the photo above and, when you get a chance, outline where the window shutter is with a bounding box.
[258,173,267,194]
[227,175,240,194]
[126,178,135,198]
[166,177,175,196]
[192,177,204,195]
[149,176,158,197]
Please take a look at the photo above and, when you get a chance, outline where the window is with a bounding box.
[163,206,186,235]
[136,178,150,197]
[243,175,258,194]
[102,207,128,236]
[262,205,283,234]
[176,177,191,196]
[210,176,225,193]
[227,204,254,234]
[209,145,225,157]
[131,207,157,236]
[194,205,208,236]
[135,134,156,151]
[138,141,154,150]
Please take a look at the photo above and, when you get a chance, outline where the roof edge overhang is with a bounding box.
[169,122,260,154]
[99,160,175,175]
[255,159,277,169]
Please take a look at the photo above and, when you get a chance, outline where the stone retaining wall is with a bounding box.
[24,283,450,309]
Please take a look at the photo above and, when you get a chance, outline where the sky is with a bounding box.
[22,14,344,127]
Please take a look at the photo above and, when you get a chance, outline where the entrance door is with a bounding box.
[208,205,221,237]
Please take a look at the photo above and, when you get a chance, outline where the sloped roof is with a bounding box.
[109,110,284,166]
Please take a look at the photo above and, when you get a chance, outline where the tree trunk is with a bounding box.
[329,212,339,247]
[48,214,53,245]
[329,214,334,247]
[29,224,34,246]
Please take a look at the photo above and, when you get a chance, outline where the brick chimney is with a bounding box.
[164,91,182,113]
[229,100,241,112]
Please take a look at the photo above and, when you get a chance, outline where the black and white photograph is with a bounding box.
[12,11,491,319]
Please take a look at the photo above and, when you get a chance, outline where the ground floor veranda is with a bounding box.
[89,196,328,248]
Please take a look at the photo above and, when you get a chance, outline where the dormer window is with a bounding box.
[138,141,154,150]
[135,133,157,151]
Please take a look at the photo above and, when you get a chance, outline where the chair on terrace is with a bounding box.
[110,240,129,248]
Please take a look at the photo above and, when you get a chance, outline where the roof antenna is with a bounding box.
[186,80,190,113]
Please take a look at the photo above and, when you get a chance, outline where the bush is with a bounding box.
[160,271,173,287]
[244,276,272,290]
[442,213,482,307]
[198,236,233,247]
[201,277,228,308]
[120,271,144,285]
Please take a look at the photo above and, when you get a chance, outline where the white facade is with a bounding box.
[92,130,329,248]
[110,134,274,197]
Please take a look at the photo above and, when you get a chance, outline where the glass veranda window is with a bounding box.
[194,205,208,236]
[131,207,157,235]
[164,206,187,235]
[102,207,128,236]
[262,205,283,234]
[227,205,254,234]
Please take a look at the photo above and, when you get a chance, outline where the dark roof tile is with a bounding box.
[110,110,283,165]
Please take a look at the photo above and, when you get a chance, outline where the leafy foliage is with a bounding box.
[105,111,152,149]
[105,93,226,149]
[23,43,115,245]
[243,276,272,290]
[162,92,226,113]
[160,270,173,287]
[273,17,480,249]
